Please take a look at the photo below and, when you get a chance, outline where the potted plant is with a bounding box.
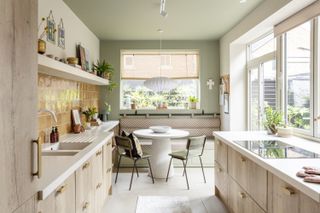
[263,106,283,135]
[188,96,198,109]
[104,102,111,121]
[93,60,114,79]
[82,107,98,122]
[107,81,117,92]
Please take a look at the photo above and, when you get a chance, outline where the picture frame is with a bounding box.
[46,10,56,44]
[77,44,87,70]
[58,18,65,49]
[71,109,81,126]
[224,93,229,114]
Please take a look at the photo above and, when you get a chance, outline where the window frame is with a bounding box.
[281,20,315,136]
[119,49,201,110]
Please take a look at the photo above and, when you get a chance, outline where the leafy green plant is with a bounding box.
[188,96,199,103]
[93,60,114,78]
[104,102,111,113]
[287,106,310,129]
[82,107,97,121]
[263,106,283,134]
[107,81,117,92]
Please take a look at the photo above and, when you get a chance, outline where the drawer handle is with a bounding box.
[96,150,102,156]
[82,162,90,170]
[240,156,246,162]
[56,184,67,195]
[282,187,295,196]
[96,182,102,189]
[83,202,89,210]
[239,192,246,199]
[107,168,112,173]
[217,167,223,172]
[107,142,112,146]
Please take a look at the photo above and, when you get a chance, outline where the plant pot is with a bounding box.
[38,39,46,54]
[131,103,136,110]
[190,102,197,109]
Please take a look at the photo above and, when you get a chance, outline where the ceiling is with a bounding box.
[64,0,264,40]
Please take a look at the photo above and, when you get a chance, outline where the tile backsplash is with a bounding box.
[38,74,99,142]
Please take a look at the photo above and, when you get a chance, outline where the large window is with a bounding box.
[120,50,200,110]
[284,21,312,132]
[248,33,277,130]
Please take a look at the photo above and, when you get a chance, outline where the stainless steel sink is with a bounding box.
[42,142,91,156]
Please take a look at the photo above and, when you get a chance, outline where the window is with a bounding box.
[247,33,277,130]
[120,50,200,110]
[284,21,312,132]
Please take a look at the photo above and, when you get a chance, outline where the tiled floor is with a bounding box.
[102,168,228,213]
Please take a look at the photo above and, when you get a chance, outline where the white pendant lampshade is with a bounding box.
[144,77,177,93]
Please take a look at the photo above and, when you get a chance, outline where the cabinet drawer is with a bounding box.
[300,193,320,213]
[228,148,267,211]
[214,139,227,170]
[271,175,299,213]
[228,177,265,213]
[214,161,228,205]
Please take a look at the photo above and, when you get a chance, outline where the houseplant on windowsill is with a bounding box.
[188,96,198,110]
[263,106,283,135]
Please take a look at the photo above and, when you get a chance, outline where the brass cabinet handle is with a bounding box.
[239,192,246,199]
[282,186,295,196]
[96,150,102,156]
[82,162,90,170]
[32,138,42,178]
[216,140,221,146]
[56,184,67,195]
[83,202,89,210]
[96,182,102,189]
[107,142,112,146]
[106,168,112,173]
[240,156,246,162]
[218,167,223,172]
[314,116,320,121]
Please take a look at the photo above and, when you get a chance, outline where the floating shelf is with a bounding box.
[38,54,109,85]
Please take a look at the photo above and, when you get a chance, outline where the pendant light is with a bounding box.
[143,29,177,93]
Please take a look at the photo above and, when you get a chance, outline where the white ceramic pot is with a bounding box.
[277,127,293,138]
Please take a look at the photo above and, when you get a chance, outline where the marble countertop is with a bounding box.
[213,131,320,202]
[38,121,119,200]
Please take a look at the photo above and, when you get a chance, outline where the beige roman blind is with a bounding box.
[121,50,200,79]
[274,1,320,37]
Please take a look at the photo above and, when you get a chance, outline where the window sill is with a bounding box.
[119,109,219,117]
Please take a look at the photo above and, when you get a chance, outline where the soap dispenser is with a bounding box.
[50,127,56,143]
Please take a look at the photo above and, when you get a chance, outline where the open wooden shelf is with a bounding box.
[38,54,109,85]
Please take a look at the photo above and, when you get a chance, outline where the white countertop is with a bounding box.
[213,131,320,202]
[38,121,119,200]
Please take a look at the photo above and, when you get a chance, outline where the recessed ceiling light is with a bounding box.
[240,0,247,3]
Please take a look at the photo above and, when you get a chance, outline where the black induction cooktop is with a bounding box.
[234,140,320,159]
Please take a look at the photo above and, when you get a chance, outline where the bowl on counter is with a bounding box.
[67,57,79,65]
[149,126,172,133]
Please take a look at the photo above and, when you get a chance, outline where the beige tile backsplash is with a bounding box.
[38,74,99,143]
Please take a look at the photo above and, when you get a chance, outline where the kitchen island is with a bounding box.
[213,131,320,213]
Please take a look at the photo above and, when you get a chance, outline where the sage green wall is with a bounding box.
[99,40,220,119]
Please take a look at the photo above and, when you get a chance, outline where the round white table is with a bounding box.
[133,129,189,179]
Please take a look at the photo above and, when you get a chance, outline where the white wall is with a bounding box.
[38,0,100,64]
[219,0,316,131]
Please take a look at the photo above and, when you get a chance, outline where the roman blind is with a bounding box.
[274,1,320,37]
[121,50,200,79]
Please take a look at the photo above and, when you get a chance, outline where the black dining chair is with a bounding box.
[114,135,155,190]
[166,135,207,190]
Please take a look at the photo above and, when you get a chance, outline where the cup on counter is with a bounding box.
[73,124,81,133]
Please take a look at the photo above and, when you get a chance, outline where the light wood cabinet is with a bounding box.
[0,0,38,212]
[76,159,94,213]
[93,148,104,213]
[214,162,228,205]
[214,139,228,170]
[228,177,265,213]
[270,175,299,213]
[300,193,320,213]
[104,139,113,195]
[228,147,267,211]
[37,174,76,213]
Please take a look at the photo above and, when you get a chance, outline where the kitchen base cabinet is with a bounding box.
[214,139,228,170]
[214,162,228,205]
[104,139,113,195]
[228,177,265,213]
[93,147,104,213]
[76,159,94,213]
[37,174,76,213]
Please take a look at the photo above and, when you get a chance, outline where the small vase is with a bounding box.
[38,39,46,54]
[190,102,197,109]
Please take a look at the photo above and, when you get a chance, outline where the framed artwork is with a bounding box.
[72,109,81,125]
[221,74,230,94]
[58,18,65,49]
[77,44,87,70]
[224,93,229,114]
[46,10,56,44]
